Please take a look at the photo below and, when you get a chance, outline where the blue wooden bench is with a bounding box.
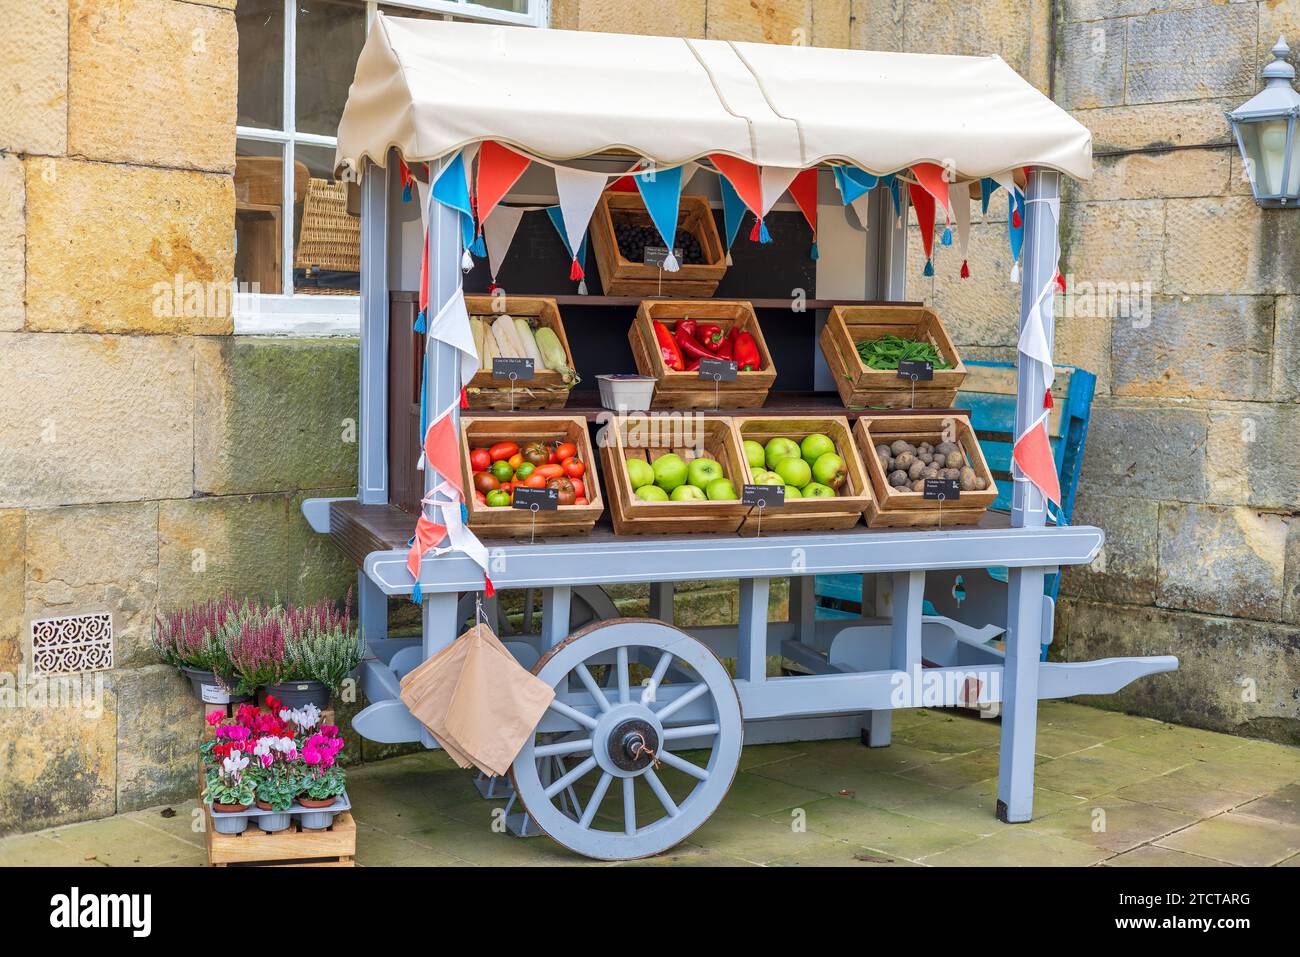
[815,361,1098,649]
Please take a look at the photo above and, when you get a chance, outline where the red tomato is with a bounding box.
[522,473,547,489]
[488,442,519,462]
[555,442,577,462]
[547,451,557,464]
[508,453,525,470]
[570,478,584,498]
[534,464,564,479]
[469,448,491,472]
[574,496,589,506]
[474,490,486,505]
[563,458,586,479]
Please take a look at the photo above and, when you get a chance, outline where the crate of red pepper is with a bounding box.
[628,300,775,410]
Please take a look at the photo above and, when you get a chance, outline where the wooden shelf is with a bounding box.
[391,290,920,313]
[466,391,969,422]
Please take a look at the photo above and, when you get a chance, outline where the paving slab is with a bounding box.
[1024,796,1197,853]
[782,796,985,862]
[1103,845,1229,867]
[1156,812,1300,867]
[922,828,1113,867]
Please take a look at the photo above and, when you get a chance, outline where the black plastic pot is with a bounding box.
[267,679,331,710]
[181,667,252,705]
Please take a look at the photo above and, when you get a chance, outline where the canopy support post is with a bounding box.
[1011,168,1060,529]
[358,160,390,505]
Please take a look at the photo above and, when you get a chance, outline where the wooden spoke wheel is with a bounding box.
[510,618,743,861]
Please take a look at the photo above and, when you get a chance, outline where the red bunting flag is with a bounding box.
[907,182,936,270]
[1012,412,1061,507]
[708,153,763,216]
[910,163,952,221]
[475,141,532,231]
[788,168,818,238]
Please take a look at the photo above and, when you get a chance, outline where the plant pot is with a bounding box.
[297,795,338,809]
[267,679,331,710]
[182,667,252,705]
[257,812,292,833]
[209,802,250,834]
[255,800,273,811]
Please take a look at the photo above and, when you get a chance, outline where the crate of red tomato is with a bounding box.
[628,300,775,409]
[460,416,603,538]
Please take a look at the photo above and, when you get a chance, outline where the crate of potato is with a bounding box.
[461,416,602,538]
[853,414,996,528]
[590,192,726,297]
[732,417,871,533]
[820,304,965,410]
[599,415,749,534]
[629,300,775,410]
[465,296,578,410]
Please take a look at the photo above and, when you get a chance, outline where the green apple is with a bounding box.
[752,469,781,486]
[625,458,655,490]
[687,457,724,489]
[783,485,802,498]
[651,453,688,492]
[812,451,847,490]
[635,485,669,502]
[801,482,836,498]
[670,484,707,501]
[774,455,812,489]
[706,478,738,501]
[743,440,766,470]
[764,436,800,469]
[800,433,836,464]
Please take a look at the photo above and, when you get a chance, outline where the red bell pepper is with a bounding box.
[696,324,724,350]
[676,324,717,362]
[733,330,761,371]
[653,321,684,371]
[713,334,733,361]
[684,357,702,372]
[676,318,698,340]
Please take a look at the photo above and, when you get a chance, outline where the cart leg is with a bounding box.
[865,570,925,748]
[997,565,1048,822]
[540,586,572,649]
[419,590,459,750]
[788,576,816,645]
[358,571,387,650]
[649,581,674,624]
[736,577,770,683]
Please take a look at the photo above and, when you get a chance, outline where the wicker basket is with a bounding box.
[294,178,361,275]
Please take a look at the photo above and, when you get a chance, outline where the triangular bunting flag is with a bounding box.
[634,165,685,271]
[907,181,936,276]
[718,174,746,265]
[482,205,526,289]
[553,166,607,282]
[708,154,763,214]
[1012,412,1062,508]
[431,150,478,263]
[545,206,591,292]
[475,142,531,233]
[949,181,972,279]
[833,166,878,206]
[789,169,819,261]
[911,163,952,222]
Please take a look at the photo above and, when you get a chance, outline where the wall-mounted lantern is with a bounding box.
[1228,37,1300,207]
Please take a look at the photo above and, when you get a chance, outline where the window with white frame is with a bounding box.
[234,0,547,334]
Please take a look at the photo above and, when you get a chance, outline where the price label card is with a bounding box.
[923,478,961,501]
[492,356,535,380]
[643,245,683,267]
[513,486,559,510]
[898,359,935,381]
[742,484,785,508]
[698,357,738,381]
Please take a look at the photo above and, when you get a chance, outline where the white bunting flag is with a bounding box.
[482,205,526,287]
[553,166,608,271]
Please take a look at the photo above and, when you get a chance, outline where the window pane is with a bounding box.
[235,139,286,295]
[293,142,361,294]
[237,0,284,129]
[296,0,367,137]
[474,0,529,13]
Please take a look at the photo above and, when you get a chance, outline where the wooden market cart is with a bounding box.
[300,16,1177,861]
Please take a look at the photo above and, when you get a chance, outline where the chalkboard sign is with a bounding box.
[742,484,786,508]
[513,486,559,510]
[698,357,738,381]
[898,359,935,381]
[492,356,535,380]
[923,478,961,501]
[643,245,683,268]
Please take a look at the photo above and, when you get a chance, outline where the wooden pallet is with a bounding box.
[629,300,775,410]
[205,807,356,867]
[599,414,749,534]
[589,192,726,297]
[464,295,575,410]
[730,416,870,533]
[820,304,965,410]
[460,415,603,537]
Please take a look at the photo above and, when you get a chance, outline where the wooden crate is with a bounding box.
[853,415,996,528]
[590,192,726,297]
[629,300,775,410]
[205,808,356,867]
[730,417,870,533]
[461,416,603,538]
[599,414,749,534]
[464,296,575,410]
[820,304,966,410]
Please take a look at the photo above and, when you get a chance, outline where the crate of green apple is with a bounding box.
[460,416,604,538]
[732,417,872,532]
[599,415,750,534]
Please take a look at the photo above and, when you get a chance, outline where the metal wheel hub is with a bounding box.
[593,703,663,779]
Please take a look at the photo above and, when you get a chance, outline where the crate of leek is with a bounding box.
[465,296,578,409]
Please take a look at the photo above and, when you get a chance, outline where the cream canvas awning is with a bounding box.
[336,15,1092,181]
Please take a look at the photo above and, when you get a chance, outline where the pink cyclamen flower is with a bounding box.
[302,747,322,766]
[205,712,223,727]
[321,725,339,738]
[321,753,335,768]
[260,753,273,768]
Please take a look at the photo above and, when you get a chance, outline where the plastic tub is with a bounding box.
[597,374,656,412]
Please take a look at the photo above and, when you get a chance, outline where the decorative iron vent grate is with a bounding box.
[30,613,114,676]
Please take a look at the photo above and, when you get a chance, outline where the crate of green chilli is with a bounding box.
[819,304,966,410]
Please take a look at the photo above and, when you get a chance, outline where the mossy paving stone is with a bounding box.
[408,820,602,866]
[1105,721,1248,760]
[348,791,453,836]
[0,833,109,867]
[778,796,985,861]
[748,755,949,809]
[922,828,1112,867]
[1032,744,1182,799]
[797,737,957,773]
[1034,725,1111,759]
[894,781,1083,836]
[1038,701,1154,739]
[613,843,757,867]
[891,709,1002,754]
[1234,784,1300,829]
[353,822,466,867]
[1103,845,1229,867]
[897,748,1017,790]
[45,816,197,867]
[1156,812,1300,867]
[123,802,206,849]
[737,741,808,771]
[688,808,859,865]
[1112,766,1259,818]
[1022,796,1197,853]
[717,772,826,817]
[767,841,923,867]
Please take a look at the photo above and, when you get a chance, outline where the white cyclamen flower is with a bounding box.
[298,703,322,730]
[222,750,249,776]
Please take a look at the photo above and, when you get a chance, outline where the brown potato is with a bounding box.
[888,469,909,487]
[908,460,926,480]
[890,440,914,456]
[894,451,915,470]
[945,451,965,469]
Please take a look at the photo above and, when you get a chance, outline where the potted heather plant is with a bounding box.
[224,601,289,699]
[152,595,252,705]
[271,591,362,710]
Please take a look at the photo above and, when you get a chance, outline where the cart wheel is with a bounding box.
[456,585,620,637]
[510,618,742,861]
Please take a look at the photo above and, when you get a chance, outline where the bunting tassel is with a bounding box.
[414,308,427,333]
[759,219,772,244]
[483,575,495,598]
[725,251,734,266]
[578,279,588,295]
[662,251,680,272]
[569,256,584,281]
[810,240,819,261]
[749,218,762,242]
[461,248,474,272]
[960,260,970,279]
[941,226,953,247]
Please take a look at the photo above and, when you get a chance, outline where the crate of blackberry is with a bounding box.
[589,191,727,296]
